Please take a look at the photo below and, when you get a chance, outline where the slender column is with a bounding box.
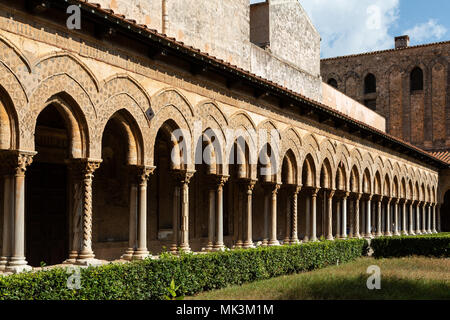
[234,182,243,248]
[354,193,361,238]
[385,198,392,236]
[427,203,432,234]
[6,152,35,273]
[408,200,414,235]
[394,199,400,236]
[341,192,349,238]
[243,180,256,248]
[177,171,194,253]
[206,188,215,251]
[214,176,228,250]
[268,184,281,246]
[415,201,421,234]
[283,187,292,244]
[304,193,311,242]
[76,159,102,265]
[365,195,372,239]
[361,198,365,236]
[262,188,270,246]
[0,175,13,271]
[170,185,180,253]
[122,171,139,260]
[376,196,383,237]
[336,199,341,239]
[134,167,154,260]
[326,190,335,240]
[348,197,354,238]
[432,204,437,234]
[421,202,427,234]
[310,188,319,242]
[290,186,301,244]
[402,200,408,235]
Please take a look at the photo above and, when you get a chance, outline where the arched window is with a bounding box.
[327,78,338,89]
[364,73,376,94]
[410,67,423,91]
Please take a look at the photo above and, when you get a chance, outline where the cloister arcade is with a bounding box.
[0,20,444,273]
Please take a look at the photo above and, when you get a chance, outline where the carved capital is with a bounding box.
[173,170,195,185]
[0,150,36,176]
[138,166,155,185]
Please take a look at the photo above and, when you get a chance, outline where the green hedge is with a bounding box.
[371,233,450,258]
[0,239,367,300]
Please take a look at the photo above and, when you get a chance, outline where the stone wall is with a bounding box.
[321,83,386,132]
[321,41,450,153]
[267,0,321,77]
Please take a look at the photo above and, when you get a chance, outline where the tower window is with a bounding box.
[364,73,376,94]
[327,78,338,89]
[410,67,423,91]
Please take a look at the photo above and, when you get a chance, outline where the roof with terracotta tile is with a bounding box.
[55,0,449,168]
[432,151,450,164]
[321,40,450,62]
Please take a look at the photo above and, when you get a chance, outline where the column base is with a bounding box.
[170,244,179,254]
[63,258,78,265]
[178,245,191,254]
[0,257,9,271]
[213,244,226,252]
[261,239,269,247]
[401,231,409,236]
[76,258,104,266]
[268,240,280,246]
[384,232,392,237]
[409,231,415,236]
[283,238,291,245]
[290,239,300,245]
[375,232,383,237]
[133,252,150,260]
[243,241,255,249]
[432,229,438,234]
[326,236,334,241]
[5,264,32,274]
[120,249,135,261]
[415,231,422,235]
[364,234,373,239]
[394,231,401,236]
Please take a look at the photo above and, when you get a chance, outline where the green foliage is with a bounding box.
[164,278,184,300]
[0,239,367,300]
[371,233,450,258]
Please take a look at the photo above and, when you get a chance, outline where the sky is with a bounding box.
[250,0,450,58]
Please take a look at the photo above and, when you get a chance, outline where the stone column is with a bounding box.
[262,188,270,246]
[0,174,13,271]
[243,180,256,248]
[326,190,335,240]
[76,159,102,265]
[6,153,35,273]
[214,176,228,251]
[304,193,311,242]
[134,167,154,260]
[206,188,215,251]
[432,204,437,234]
[177,171,194,253]
[427,203,432,234]
[341,192,349,238]
[409,200,415,235]
[348,197,354,238]
[402,200,408,235]
[421,202,427,234]
[290,186,301,244]
[170,184,180,253]
[122,169,139,261]
[361,198,366,236]
[385,198,392,236]
[310,188,319,242]
[268,184,281,246]
[376,196,383,237]
[415,201,421,234]
[283,187,292,244]
[394,199,400,236]
[336,198,341,239]
[365,195,372,239]
[354,193,362,238]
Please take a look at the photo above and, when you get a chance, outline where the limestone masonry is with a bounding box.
[0,0,447,273]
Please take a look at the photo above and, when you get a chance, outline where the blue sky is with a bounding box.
[250,0,449,58]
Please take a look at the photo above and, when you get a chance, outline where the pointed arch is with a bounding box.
[302,153,317,188]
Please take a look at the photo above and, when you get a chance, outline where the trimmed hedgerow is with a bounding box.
[371,233,450,258]
[0,239,368,300]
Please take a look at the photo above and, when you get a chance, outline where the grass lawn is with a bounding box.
[187,256,450,300]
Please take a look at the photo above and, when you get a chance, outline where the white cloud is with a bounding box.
[403,19,447,43]
[299,0,400,58]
